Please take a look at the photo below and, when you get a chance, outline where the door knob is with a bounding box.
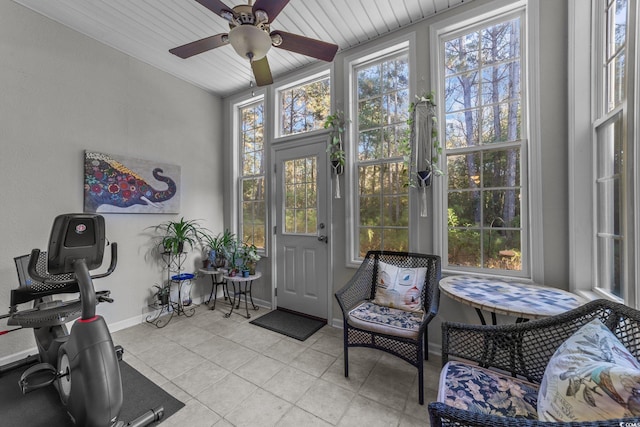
[317,235,328,243]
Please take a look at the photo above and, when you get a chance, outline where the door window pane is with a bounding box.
[284,156,317,235]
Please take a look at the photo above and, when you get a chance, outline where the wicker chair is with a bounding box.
[335,251,441,405]
[428,299,640,426]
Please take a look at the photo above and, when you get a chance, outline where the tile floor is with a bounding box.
[112,303,441,427]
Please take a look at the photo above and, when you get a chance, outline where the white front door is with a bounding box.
[274,137,329,319]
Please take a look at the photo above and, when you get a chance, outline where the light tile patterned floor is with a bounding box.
[112,303,440,427]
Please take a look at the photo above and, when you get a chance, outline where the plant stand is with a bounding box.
[146,251,195,328]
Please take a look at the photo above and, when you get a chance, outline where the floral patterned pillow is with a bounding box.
[538,318,640,422]
[372,261,427,313]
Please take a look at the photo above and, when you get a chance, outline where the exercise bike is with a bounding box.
[1,213,163,427]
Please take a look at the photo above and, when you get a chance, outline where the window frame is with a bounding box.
[430,0,542,280]
[233,93,268,256]
[344,34,417,267]
[568,0,638,306]
[273,65,332,141]
[275,69,331,139]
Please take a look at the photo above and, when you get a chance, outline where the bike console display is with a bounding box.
[47,213,106,275]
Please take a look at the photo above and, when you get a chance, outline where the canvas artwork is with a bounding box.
[84,151,180,214]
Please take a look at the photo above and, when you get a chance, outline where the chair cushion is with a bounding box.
[438,361,539,419]
[373,261,427,313]
[348,301,424,339]
[537,318,640,422]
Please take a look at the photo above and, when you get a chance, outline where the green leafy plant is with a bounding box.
[151,217,207,254]
[202,229,236,267]
[324,110,349,167]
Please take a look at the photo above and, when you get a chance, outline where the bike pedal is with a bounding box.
[19,362,58,394]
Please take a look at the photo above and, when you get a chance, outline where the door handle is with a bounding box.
[317,235,328,243]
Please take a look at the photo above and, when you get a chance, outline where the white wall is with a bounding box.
[223,0,570,352]
[0,1,223,361]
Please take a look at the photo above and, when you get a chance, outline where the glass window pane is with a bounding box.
[382,228,409,252]
[448,153,481,190]
[448,228,481,267]
[359,228,382,257]
[444,33,480,75]
[483,229,521,270]
[448,190,481,226]
[279,75,331,136]
[445,110,479,149]
[482,149,520,188]
[355,51,410,256]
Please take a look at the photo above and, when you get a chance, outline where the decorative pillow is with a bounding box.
[372,261,427,313]
[537,319,640,422]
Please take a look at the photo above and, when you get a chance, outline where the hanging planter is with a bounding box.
[324,110,349,199]
[399,92,442,217]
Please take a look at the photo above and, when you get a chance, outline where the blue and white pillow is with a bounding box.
[373,261,427,313]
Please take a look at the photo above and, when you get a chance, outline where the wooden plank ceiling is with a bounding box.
[13,0,469,97]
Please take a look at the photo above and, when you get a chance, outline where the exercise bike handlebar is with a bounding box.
[27,243,118,286]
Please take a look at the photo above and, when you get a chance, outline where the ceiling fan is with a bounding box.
[169,0,339,86]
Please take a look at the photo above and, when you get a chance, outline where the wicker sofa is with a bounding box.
[335,251,441,405]
[428,299,640,426]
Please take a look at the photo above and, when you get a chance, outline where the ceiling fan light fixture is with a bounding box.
[228,24,272,61]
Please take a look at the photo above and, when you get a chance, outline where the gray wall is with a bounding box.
[0,1,223,362]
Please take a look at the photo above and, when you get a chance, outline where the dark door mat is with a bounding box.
[250,309,326,341]
[0,359,184,426]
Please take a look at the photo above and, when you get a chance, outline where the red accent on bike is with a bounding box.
[78,316,99,323]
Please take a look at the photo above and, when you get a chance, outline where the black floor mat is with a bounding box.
[0,359,184,426]
[250,309,326,341]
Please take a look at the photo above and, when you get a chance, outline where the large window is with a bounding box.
[569,0,637,305]
[439,13,527,275]
[594,0,629,299]
[353,49,410,258]
[239,100,266,249]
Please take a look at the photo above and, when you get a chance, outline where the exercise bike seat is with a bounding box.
[8,252,112,328]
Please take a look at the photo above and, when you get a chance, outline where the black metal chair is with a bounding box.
[428,299,640,426]
[335,251,441,405]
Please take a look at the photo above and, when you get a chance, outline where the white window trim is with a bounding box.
[429,0,544,282]
[272,63,333,141]
[229,91,268,256]
[343,32,417,267]
[569,0,639,306]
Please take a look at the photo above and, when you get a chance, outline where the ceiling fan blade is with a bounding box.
[272,31,338,62]
[253,0,290,22]
[169,34,229,59]
[251,57,273,86]
[195,0,234,19]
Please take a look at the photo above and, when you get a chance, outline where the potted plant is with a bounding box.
[240,241,260,275]
[154,284,170,306]
[151,217,207,255]
[202,229,235,268]
[324,110,349,175]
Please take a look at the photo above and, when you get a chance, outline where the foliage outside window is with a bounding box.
[354,51,410,257]
[442,14,526,273]
[284,157,318,234]
[240,101,266,249]
[595,0,628,299]
[279,74,331,136]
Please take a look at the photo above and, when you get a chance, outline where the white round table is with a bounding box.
[223,271,262,319]
[439,275,585,324]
